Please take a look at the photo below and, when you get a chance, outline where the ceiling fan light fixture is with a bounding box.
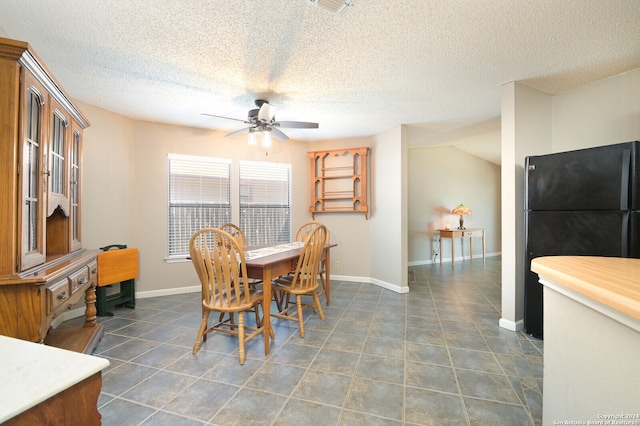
[257,102,276,123]
[247,129,257,145]
[261,129,272,148]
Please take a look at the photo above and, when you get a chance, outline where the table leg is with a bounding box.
[439,237,443,265]
[324,248,331,306]
[263,267,272,355]
[451,237,455,266]
[470,236,473,260]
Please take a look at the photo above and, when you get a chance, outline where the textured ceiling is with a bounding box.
[1,0,639,162]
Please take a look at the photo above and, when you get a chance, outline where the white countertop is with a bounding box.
[0,335,110,423]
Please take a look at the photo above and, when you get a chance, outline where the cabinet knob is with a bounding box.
[58,291,68,300]
[78,277,87,285]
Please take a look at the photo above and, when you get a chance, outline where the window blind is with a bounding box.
[239,160,291,246]
[167,154,231,257]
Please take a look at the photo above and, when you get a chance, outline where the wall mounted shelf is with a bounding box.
[308,147,369,219]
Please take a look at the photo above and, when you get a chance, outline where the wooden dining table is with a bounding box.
[243,242,336,355]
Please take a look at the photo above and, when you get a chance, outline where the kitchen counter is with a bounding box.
[530,256,640,425]
[0,335,109,424]
[531,256,640,325]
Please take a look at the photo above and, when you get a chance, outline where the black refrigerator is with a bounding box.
[524,141,640,339]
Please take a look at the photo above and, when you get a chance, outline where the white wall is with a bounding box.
[500,83,552,331]
[370,125,408,293]
[407,145,501,264]
[552,68,640,152]
[500,67,640,331]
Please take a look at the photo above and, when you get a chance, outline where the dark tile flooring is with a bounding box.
[90,256,543,425]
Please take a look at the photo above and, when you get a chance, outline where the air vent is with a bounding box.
[307,0,358,15]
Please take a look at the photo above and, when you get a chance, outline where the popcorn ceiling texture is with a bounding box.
[1,0,638,149]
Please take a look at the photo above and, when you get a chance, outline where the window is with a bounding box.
[167,154,231,257]
[239,161,292,246]
[167,155,292,258]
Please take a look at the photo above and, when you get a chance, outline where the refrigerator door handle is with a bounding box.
[620,148,631,210]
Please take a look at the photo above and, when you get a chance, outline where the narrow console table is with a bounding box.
[531,256,640,424]
[438,228,485,265]
[0,335,109,425]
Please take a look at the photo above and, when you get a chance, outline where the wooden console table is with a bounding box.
[438,228,485,265]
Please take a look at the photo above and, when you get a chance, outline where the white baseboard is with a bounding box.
[408,252,502,267]
[136,285,201,299]
[499,317,524,331]
[331,274,408,294]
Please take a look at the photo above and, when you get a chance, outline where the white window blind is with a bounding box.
[167,154,231,257]
[239,160,291,246]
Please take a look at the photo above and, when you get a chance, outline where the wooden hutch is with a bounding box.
[0,37,102,353]
[308,147,370,219]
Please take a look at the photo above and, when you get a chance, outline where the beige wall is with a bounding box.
[79,102,377,295]
[408,145,501,264]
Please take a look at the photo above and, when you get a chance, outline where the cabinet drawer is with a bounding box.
[47,279,70,315]
[69,267,90,295]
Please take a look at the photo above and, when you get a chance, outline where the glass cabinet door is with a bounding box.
[47,101,70,216]
[20,73,47,270]
[70,127,82,251]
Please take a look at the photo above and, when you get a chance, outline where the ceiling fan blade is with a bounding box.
[270,127,289,141]
[225,126,254,138]
[258,102,276,122]
[273,121,319,129]
[202,113,250,124]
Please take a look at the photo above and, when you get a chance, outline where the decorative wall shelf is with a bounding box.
[308,147,369,219]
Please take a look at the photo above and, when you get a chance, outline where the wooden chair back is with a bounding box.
[189,228,252,310]
[220,223,249,251]
[294,221,324,243]
[288,224,328,292]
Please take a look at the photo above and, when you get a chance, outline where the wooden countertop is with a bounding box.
[531,256,640,321]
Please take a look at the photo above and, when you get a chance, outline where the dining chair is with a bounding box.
[220,223,262,289]
[295,221,331,305]
[220,223,249,251]
[190,228,266,364]
[271,224,328,337]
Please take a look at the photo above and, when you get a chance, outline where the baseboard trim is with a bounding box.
[408,252,502,267]
[499,317,524,331]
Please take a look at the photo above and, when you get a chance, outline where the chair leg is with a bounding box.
[238,312,246,365]
[313,292,325,321]
[296,295,305,338]
[193,311,210,354]
[254,302,262,327]
[320,268,329,306]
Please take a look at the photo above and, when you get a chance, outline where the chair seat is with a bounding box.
[204,290,264,312]
[273,276,318,295]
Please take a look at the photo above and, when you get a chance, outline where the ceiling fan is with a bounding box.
[202,99,319,141]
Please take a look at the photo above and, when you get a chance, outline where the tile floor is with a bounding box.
[90,256,543,425]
